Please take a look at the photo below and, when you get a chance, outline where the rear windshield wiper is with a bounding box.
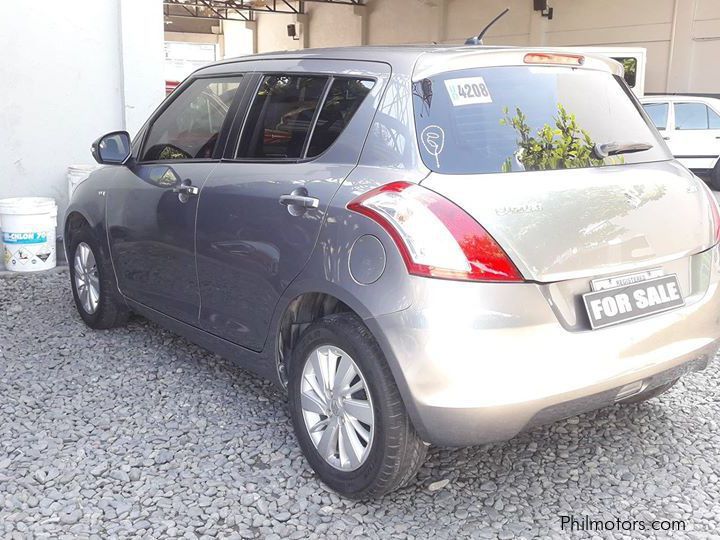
[594,142,653,159]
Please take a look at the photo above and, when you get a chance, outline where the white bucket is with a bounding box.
[0,197,58,272]
[68,164,98,200]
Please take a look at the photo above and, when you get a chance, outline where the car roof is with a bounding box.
[199,44,622,79]
[641,95,720,106]
[213,44,501,63]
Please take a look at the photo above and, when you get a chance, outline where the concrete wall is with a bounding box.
[253,0,720,94]
[0,0,164,231]
[257,12,303,53]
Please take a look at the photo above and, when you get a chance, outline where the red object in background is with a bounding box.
[263,129,291,145]
[166,81,180,96]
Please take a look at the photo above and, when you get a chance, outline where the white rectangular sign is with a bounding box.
[444,77,493,106]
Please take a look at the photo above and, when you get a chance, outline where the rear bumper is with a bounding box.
[365,248,720,447]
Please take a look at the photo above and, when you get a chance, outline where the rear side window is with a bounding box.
[675,103,708,130]
[142,77,241,161]
[412,66,669,175]
[306,78,375,157]
[675,102,720,130]
[711,107,720,129]
[237,75,327,159]
[643,103,668,130]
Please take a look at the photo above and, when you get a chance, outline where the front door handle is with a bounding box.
[279,194,319,209]
[172,180,199,203]
[173,184,199,196]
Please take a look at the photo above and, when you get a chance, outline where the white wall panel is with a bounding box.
[0,0,164,228]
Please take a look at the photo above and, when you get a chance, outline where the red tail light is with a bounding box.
[347,182,523,282]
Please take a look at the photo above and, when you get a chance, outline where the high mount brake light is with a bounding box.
[347,182,523,282]
[524,53,585,66]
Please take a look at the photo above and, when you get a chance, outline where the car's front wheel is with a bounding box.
[288,313,427,499]
[68,225,129,329]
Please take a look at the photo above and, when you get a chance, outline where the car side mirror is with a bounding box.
[92,131,132,165]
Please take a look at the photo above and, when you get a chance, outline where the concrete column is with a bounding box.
[429,0,448,44]
[224,19,256,57]
[666,0,698,92]
[249,20,258,54]
[293,13,310,49]
[118,0,165,136]
[354,5,369,46]
[528,7,549,46]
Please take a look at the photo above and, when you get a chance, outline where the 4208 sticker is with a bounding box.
[444,76,493,106]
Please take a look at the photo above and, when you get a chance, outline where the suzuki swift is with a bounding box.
[65,45,720,498]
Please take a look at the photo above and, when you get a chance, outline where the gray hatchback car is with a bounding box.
[66,45,720,498]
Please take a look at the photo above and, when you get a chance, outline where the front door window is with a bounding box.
[142,78,242,161]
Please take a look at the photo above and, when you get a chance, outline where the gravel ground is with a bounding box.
[1,269,719,539]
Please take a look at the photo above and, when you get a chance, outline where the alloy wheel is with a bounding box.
[300,345,375,471]
[73,242,100,314]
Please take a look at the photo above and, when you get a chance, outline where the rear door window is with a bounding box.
[674,103,710,130]
[412,66,670,175]
[236,75,328,159]
[142,77,242,161]
[642,102,669,130]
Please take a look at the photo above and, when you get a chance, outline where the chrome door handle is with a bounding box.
[172,184,199,196]
[279,194,319,209]
[172,180,199,203]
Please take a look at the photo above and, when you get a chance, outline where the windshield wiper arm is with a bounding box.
[594,142,653,159]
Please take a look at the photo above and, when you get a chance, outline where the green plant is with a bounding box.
[500,104,606,172]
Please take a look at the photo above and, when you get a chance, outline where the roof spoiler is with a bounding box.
[465,7,510,45]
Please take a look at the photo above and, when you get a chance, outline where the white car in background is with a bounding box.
[641,95,720,189]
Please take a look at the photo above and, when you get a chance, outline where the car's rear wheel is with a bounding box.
[68,225,129,329]
[288,313,426,499]
[617,378,678,405]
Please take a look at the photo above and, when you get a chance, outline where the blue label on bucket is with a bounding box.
[2,232,48,244]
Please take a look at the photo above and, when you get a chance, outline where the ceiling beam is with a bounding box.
[164,0,365,19]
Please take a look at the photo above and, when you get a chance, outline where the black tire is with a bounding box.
[617,378,678,405]
[68,225,129,329]
[711,161,720,191]
[288,313,427,499]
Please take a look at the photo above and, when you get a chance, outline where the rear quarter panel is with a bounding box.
[267,166,426,337]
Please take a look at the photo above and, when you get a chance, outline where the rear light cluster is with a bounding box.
[348,182,523,282]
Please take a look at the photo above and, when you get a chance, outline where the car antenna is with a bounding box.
[465,7,510,45]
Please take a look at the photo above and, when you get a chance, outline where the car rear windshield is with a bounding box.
[412,66,670,175]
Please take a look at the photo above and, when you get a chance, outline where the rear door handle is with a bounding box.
[663,136,671,140]
[279,194,319,209]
